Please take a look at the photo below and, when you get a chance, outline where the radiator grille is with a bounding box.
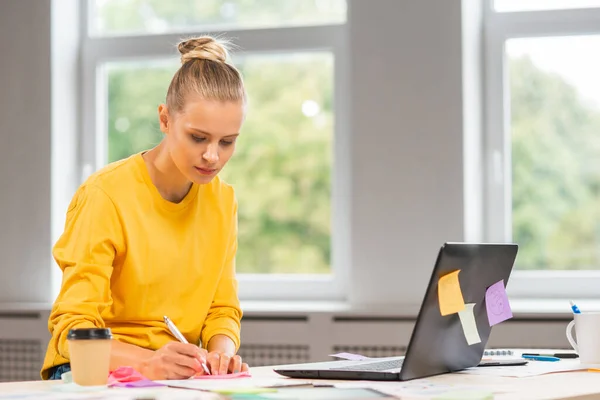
[0,339,42,382]
[332,345,407,358]
[238,344,310,367]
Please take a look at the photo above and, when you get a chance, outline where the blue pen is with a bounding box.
[522,354,560,362]
[570,300,581,314]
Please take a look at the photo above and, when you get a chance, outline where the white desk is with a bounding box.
[1,364,600,399]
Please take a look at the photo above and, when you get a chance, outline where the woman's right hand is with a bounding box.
[140,342,208,380]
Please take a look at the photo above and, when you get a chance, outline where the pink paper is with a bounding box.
[192,371,252,379]
[108,366,165,387]
[485,279,513,326]
[111,380,166,388]
[329,352,370,361]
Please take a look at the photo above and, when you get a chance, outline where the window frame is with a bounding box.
[484,1,600,298]
[79,0,350,301]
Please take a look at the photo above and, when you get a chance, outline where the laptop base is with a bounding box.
[273,368,401,381]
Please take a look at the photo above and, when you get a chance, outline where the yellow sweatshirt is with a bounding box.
[41,152,242,379]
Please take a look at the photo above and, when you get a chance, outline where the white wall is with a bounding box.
[0,0,53,303]
[348,0,478,309]
[0,0,479,309]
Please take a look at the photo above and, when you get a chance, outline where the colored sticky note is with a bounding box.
[108,366,148,384]
[485,279,513,326]
[193,371,252,379]
[458,303,481,345]
[107,366,166,388]
[111,380,166,387]
[438,270,466,316]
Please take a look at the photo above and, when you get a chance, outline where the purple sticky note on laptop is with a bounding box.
[485,279,513,326]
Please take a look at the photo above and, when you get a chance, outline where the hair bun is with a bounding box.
[178,36,229,64]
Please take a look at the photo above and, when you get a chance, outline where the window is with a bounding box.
[495,0,600,12]
[91,0,346,36]
[484,2,600,297]
[508,36,600,271]
[81,0,348,299]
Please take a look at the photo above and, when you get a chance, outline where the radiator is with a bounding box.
[0,310,572,381]
[0,339,43,382]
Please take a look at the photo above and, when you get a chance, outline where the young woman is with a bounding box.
[42,36,249,380]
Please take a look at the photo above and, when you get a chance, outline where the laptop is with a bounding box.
[274,242,519,381]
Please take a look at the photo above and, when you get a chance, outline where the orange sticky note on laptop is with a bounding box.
[438,270,466,316]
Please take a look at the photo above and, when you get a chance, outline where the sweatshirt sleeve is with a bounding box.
[201,195,243,351]
[49,183,125,360]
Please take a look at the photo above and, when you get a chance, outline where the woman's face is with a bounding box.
[158,98,245,185]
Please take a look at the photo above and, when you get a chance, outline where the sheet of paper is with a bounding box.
[164,377,311,391]
[433,390,494,400]
[1,386,222,400]
[457,359,589,378]
[192,371,251,379]
[485,279,513,326]
[458,303,481,345]
[335,380,510,399]
[329,352,370,361]
[438,270,466,316]
[212,387,278,395]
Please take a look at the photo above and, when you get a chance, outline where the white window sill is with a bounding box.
[241,298,597,320]
[0,298,596,320]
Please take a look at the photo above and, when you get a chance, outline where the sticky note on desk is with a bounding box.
[111,379,166,387]
[485,279,513,326]
[438,270,465,316]
[458,303,481,345]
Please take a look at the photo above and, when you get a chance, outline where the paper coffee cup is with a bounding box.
[67,328,112,386]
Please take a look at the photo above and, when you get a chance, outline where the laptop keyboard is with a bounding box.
[335,359,404,372]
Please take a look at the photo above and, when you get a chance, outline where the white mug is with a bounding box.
[566,312,600,364]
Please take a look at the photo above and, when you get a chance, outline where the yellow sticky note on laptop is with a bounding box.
[458,303,481,345]
[438,270,465,316]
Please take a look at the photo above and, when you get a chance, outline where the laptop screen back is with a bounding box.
[398,242,518,381]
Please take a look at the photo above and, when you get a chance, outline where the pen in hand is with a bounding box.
[163,315,211,375]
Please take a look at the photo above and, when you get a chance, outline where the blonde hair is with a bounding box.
[166,36,246,113]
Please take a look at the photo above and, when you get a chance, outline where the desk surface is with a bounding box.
[2,364,600,399]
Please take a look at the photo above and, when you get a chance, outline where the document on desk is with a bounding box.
[334,380,510,398]
[0,387,223,400]
[457,360,590,378]
[163,377,313,391]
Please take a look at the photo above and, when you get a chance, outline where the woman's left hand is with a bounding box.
[203,351,249,375]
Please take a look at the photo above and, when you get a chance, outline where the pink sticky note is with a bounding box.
[193,371,252,379]
[108,366,146,384]
[108,366,166,388]
[111,380,166,388]
[329,352,370,361]
[485,279,513,326]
